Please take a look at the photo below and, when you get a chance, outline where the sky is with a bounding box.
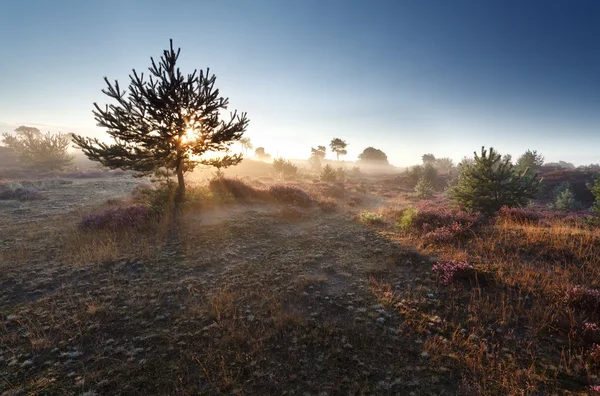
[0,0,599,166]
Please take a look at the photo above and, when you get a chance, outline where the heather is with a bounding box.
[80,205,153,230]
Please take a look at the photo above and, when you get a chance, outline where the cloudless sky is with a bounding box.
[0,0,599,166]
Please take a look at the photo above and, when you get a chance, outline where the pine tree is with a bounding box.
[329,138,348,161]
[73,40,249,203]
[448,146,540,214]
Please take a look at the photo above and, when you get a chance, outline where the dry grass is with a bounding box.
[380,210,600,394]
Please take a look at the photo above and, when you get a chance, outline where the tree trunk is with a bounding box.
[176,164,185,203]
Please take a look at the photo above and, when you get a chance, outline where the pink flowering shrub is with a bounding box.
[80,205,153,230]
[564,286,600,313]
[432,260,474,285]
[590,385,600,394]
[589,344,600,368]
[403,199,482,243]
[423,221,473,243]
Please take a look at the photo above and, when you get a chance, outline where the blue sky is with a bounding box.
[0,0,598,166]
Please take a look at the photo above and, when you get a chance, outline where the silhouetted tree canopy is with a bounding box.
[255,147,271,160]
[421,153,436,165]
[14,126,42,138]
[329,138,348,161]
[309,146,326,170]
[358,147,388,164]
[72,40,248,203]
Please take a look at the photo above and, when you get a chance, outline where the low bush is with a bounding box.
[80,205,153,230]
[414,177,435,199]
[320,165,337,183]
[268,184,314,207]
[273,158,298,180]
[423,221,473,243]
[208,177,264,200]
[318,199,337,213]
[397,206,418,231]
[0,182,43,201]
[432,260,474,285]
[346,196,361,207]
[564,286,600,314]
[359,211,384,225]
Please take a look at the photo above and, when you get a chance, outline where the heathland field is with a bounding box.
[2,165,600,395]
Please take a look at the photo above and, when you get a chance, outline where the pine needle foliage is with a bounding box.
[73,40,249,202]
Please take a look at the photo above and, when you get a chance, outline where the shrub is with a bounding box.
[588,178,600,217]
[414,177,435,199]
[407,164,439,187]
[564,286,600,313]
[319,182,345,199]
[497,206,540,223]
[346,196,361,207]
[320,164,337,182]
[318,199,337,213]
[423,221,472,243]
[335,167,346,183]
[80,205,153,230]
[0,184,43,201]
[268,184,314,207]
[131,183,176,213]
[398,206,418,231]
[208,177,263,200]
[279,206,305,220]
[272,158,298,180]
[412,200,480,231]
[359,211,384,225]
[432,260,474,285]
[448,146,540,215]
[552,188,580,211]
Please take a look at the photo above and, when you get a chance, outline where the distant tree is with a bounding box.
[2,130,74,171]
[515,150,544,173]
[73,40,248,203]
[358,147,388,164]
[239,137,253,156]
[434,157,454,175]
[421,153,436,165]
[502,154,513,165]
[14,126,42,138]
[320,164,337,182]
[272,158,298,180]
[329,138,348,161]
[309,146,326,170]
[448,146,540,214]
[255,147,271,161]
[546,161,575,169]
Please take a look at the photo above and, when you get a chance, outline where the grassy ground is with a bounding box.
[1,175,599,395]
